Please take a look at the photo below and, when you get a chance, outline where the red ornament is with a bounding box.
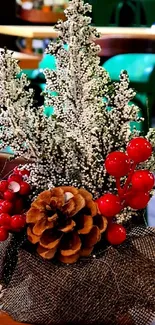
[8,174,23,184]
[11,215,26,230]
[0,213,11,229]
[0,201,13,214]
[106,223,126,245]
[19,182,30,195]
[3,190,16,201]
[127,192,150,209]
[126,137,152,163]
[97,193,122,217]
[14,198,24,214]
[14,168,30,177]
[0,227,8,241]
[0,180,8,193]
[105,151,130,177]
[131,170,154,192]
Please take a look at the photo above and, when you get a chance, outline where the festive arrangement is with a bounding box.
[0,135,154,263]
[0,1,155,324]
[0,0,154,259]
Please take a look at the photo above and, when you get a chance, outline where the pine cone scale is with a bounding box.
[38,190,54,204]
[85,201,98,217]
[26,208,44,223]
[94,215,108,233]
[78,188,93,201]
[62,198,76,216]
[58,252,80,264]
[47,213,58,222]
[31,199,47,211]
[77,215,93,235]
[40,230,62,249]
[58,219,76,232]
[37,245,58,260]
[33,219,54,236]
[60,232,81,257]
[71,194,85,215]
[27,226,40,244]
[82,226,101,249]
[80,247,93,257]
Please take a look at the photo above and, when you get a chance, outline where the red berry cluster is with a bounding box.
[97,137,154,246]
[0,168,31,242]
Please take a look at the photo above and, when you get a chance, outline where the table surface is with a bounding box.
[1,26,155,39]
[0,312,32,325]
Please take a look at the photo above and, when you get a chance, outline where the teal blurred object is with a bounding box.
[23,44,68,84]
[0,146,14,155]
[39,53,57,71]
[22,54,57,84]
[103,53,155,131]
[21,53,58,117]
[44,106,54,116]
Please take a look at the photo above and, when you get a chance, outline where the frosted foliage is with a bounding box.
[0,49,64,194]
[0,1,151,199]
[0,49,36,159]
[44,0,141,197]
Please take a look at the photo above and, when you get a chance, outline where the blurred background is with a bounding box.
[0,0,155,225]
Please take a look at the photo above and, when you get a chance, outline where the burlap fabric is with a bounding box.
[0,227,155,325]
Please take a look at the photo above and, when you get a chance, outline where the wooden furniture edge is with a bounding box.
[19,8,66,23]
[0,311,32,325]
[1,26,155,39]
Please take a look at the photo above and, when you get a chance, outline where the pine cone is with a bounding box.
[26,186,107,264]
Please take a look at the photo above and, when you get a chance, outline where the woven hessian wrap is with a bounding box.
[0,227,155,325]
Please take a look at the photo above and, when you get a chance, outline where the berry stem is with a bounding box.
[116,178,123,198]
[122,162,137,195]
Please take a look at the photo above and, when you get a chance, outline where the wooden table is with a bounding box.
[0,312,32,325]
[12,51,40,69]
[1,26,155,39]
[0,48,40,69]
[1,26,155,53]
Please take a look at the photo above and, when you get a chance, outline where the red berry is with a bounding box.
[0,213,11,229]
[97,193,122,217]
[19,182,30,195]
[0,227,8,241]
[126,137,152,163]
[0,201,13,214]
[8,181,20,193]
[13,166,19,174]
[14,198,24,214]
[105,151,130,177]
[8,174,23,184]
[127,192,150,209]
[0,180,8,193]
[11,215,26,230]
[106,223,126,245]
[14,168,30,177]
[3,190,16,201]
[131,170,154,192]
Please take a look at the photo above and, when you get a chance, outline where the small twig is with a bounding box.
[0,157,9,178]
[116,177,123,198]
[122,162,137,194]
